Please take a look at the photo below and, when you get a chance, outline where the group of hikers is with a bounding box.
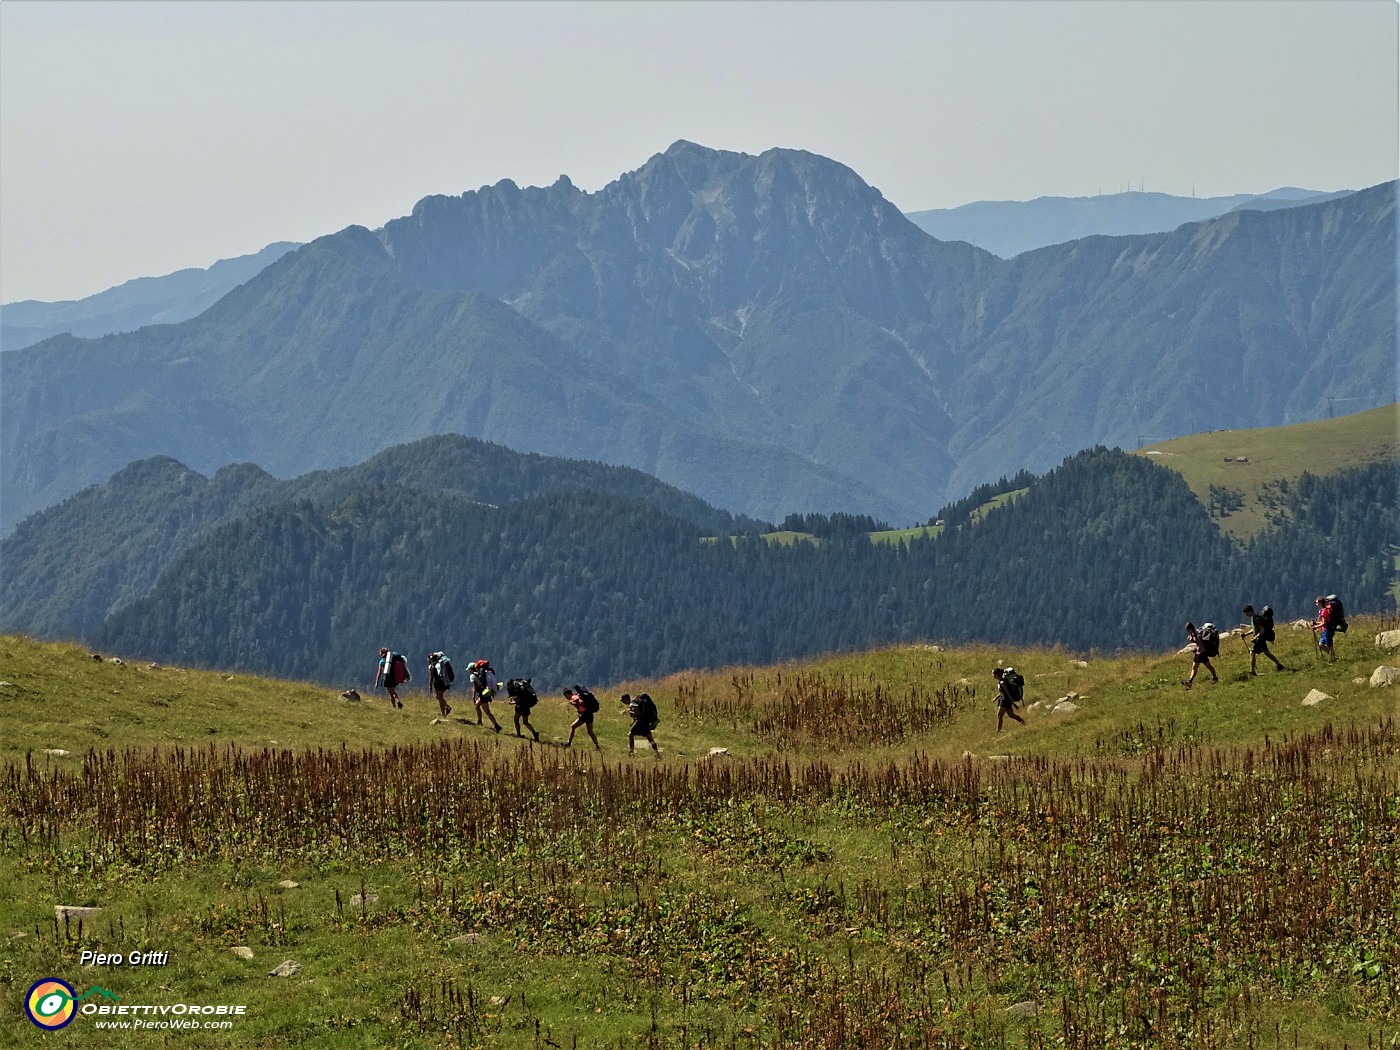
[1179,594,1347,688]
[992,593,1348,729]
[374,595,1350,744]
[372,648,661,756]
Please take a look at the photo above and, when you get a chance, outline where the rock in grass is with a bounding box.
[1369,666,1400,689]
[1375,630,1400,650]
[705,747,730,759]
[1052,701,1079,714]
[350,892,379,907]
[448,933,483,945]
[43,748,70,757]
[1004,1000,1040,1020]
[268,960,301,978]
[1302,689,1332,707]
[277,880,299,889]
[55,906,102,922]
[230,946,254,960]
[340,689,361,702]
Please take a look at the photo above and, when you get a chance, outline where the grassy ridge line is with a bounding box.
[1134,402,1399,537]
[5,617,1398,766]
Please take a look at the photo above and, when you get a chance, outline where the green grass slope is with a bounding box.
[1135,403,1398,537]
[3,625,1398,1048]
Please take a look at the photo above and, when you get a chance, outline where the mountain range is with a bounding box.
[904,187,1349,258]
[2,142,1394,531]
[4,187,1344,353]
[1,241,299,352]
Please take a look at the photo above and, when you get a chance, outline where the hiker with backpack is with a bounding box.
[468,659,503,733]
[1311,595,1346,662]
[1181,622,1220,689]
[562,684,601,750]
[1240,605,1285,675]
[505,677,542,741]
[619,692,661,756]
[427,651,455,716]
[375,647,410,708]
[992,667,1025,731]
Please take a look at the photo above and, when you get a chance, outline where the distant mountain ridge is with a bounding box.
[905,187,1349,258]
[2,142,1393,531]
[1,242,300,352]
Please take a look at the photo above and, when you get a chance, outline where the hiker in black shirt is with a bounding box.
[619,692,661,757]
[427,652,454,716]
[1240,605,1285,675]
[1181,622,1220,689]
[993,667,1025,732]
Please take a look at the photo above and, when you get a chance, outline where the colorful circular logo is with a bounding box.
[25,978,77,1029]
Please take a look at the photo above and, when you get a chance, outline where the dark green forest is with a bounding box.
[91,450,1397,691]
[0,435,763,639]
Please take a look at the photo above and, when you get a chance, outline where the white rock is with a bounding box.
[1353,677,1367,685]
[349,892,379,907]
[1302,689,1331,707]
[1375,630,1400,650]
[268,960,301,978]
[43,748,70,757]
[107,657,123,665]
[55,906,102,922]
[1290,619,1314,631]
[230,946,254,960]
[1004,1000,1040,1020]
[1369,666,1400,689]
[277,880,299,889]
[705,747,730,758]
[1070,660,1089,668]
[1053,701,1080,714]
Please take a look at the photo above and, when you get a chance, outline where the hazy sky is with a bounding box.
[2,0,1396,304]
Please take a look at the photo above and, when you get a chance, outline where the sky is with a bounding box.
[1,0,1396,304]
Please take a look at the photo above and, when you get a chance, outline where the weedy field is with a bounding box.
[1,622,1398,1048]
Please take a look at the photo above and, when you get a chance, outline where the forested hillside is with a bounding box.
[0,435,763,640]
[93,450,1397,689]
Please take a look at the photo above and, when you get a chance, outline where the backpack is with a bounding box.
[577,686,600,714]
[1257,607,1275,643]
[390,652,410,685]
[438,657,455,686]
[1001,669,1024,704]
[469,661,492,695]
[634,693,660,731]
[1325,595,1348,633]
[507,678,538,711]
[1197,624,1220,659]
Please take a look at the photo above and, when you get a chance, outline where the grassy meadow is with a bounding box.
[1134,403,1398,538]
[2,622,1399,1048]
